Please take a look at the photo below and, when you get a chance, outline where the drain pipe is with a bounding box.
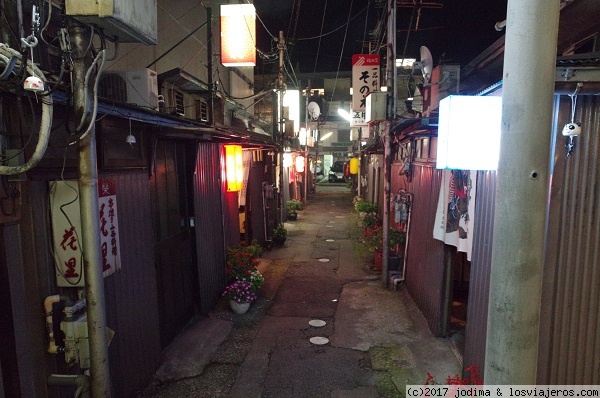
[44,295,63,354]
[70,24,112,397]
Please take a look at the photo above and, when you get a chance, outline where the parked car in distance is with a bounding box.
[328,161,346,182]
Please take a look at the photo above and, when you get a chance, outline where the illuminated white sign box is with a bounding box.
[220,4,256,67]
[436,95,502,170]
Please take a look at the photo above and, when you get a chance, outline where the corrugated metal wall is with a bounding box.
[102,172,162,397]
[463,171,496,374]
[4,174,162,398]
[194,143,227,314]
[399,163,447,335]
[538,95,600,384]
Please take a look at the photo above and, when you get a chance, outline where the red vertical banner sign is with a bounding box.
[351,54,380,126]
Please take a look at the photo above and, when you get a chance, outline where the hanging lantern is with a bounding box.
[220,4,256,67]
[283,153,293,168]
[225,145,243,192]
[295,155,305,173]
[349,158,359,175]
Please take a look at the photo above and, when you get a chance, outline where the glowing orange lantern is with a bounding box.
[295,155,305,173]
[220,4,256,67]
[349,158,359,175]
[225,145,243,192]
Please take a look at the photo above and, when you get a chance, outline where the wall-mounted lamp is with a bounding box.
[437,95,502,170]
[224,144,243,191]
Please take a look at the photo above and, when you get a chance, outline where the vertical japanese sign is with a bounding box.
[98,178,121,277]
[351,54,380,126]
[50,181,84,287]
[50,179,121,287]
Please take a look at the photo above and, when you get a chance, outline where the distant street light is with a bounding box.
[337,108,352,122]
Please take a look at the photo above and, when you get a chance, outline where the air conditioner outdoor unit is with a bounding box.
[65,0,157,44]
[162,88,186,117]
[98,69,159,110]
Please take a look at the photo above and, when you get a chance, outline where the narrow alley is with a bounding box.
[138,185,461,398]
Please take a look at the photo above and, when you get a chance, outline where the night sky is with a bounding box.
[253,0,508,75]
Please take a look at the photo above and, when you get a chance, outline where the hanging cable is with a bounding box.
[296,5,368,41]
[311,0,329,77]
[329,0,354,103]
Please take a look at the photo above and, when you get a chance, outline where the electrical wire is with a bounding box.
[296,5,368,41]
[329,0,354,103]
[311,0,329,78]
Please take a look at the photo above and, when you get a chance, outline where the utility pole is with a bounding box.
[207,7,214,126]
[70,24,112,397]
[304,80,310,203]
[382,0,396,287]
[485,0,559,383]
[277,31,285,223]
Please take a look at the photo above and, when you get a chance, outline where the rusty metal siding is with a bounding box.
[539,95,600,384]
[194,143,227,314]
[403,164,447,335]
[463,171,496,374]
[102,172,161,397]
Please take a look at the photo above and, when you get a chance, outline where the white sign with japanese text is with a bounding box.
[50,179,121,287]
[50,181,85,287]
[352,54,380,126]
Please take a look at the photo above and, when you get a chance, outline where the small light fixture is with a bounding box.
[224,144,243,192]
[126,119,137,146]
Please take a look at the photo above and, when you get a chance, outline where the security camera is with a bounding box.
[562,122,581,137]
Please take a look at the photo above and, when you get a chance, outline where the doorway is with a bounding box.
[150,139,199,348]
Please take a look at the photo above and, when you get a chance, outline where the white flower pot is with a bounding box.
[229,300,251,314]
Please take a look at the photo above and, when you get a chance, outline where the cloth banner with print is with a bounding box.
[433,169,477,260]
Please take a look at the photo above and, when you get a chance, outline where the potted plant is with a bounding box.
[272,223,287,246]
[354,199,377,217]
[223,243,264,314]
[222,280,258,314]
[361,212,380,234]
[286,199,302,221]
[363,226,407,271]
[226,244,261,282]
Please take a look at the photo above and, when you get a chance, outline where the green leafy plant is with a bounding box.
[363,225,406,253]
[272,223,287,245]
[388,227,406,248]
[287,199,303,212]
[355,200,377,214]
[361,212,381,230]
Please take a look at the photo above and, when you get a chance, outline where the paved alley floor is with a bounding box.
[139,185,461,398]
